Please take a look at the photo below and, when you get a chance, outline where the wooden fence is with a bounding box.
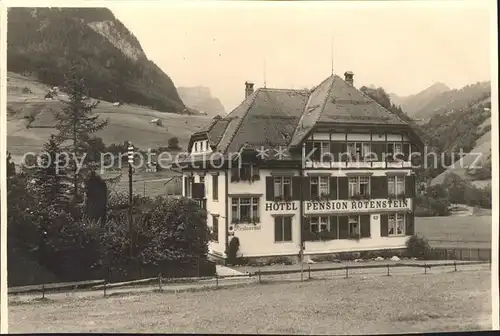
[428,247,491,261]
[9,260,490,298]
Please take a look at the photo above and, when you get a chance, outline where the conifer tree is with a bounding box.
[33,135,70,208]
[54,65,108,202]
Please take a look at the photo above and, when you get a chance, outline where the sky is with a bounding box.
[110,1,494,112]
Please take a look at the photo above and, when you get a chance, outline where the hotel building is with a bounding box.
[178,72,423,263]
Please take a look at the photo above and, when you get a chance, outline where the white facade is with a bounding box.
[183,131,417,261]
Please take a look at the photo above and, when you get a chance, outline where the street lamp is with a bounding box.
[127,142,134,259]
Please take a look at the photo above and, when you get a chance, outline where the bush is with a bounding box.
[406,235,431,259]
[226,237,240,266]
[167,137,181,150]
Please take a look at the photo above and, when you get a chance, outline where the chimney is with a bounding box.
[344,71,354,86]
[245,81,254,98]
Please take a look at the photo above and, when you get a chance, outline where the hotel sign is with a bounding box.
[304,199,410,213]
[264,199,410,213]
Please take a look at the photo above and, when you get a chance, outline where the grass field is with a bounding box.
[8,269,491,333]
[415,216,491,248]
[6,72,212,162]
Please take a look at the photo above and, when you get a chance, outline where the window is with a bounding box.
[388,176,405,196]
[388,213,405,236]
[306,141,330,161]
[194,142,198,152]
[200,175,205,184]
[212,175,219,200]
[231,197,260,223]
[311,176,329,199]
[212,215,219,242]
[348,216,360,236]
[232,164,259,182]
[347,142,371,161]
[200,142,204,151]
[387,142,403,161]
[274,176,292,200]
[310,216,330,233]
[348,176,370,198]
[274,216,292,242]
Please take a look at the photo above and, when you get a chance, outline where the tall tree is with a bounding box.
[54,65,108,202]
[32,135,70,208]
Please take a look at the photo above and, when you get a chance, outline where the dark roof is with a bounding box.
[188,73,416,156]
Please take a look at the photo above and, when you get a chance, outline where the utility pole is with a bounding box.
[127,141,134,259]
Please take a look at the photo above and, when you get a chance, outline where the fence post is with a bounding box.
[345,265,349,279]
[459,249,462,260]
[258,270,261,284]
[445,249,448,260]
[386,264,390,276]
[424,263,427,274]
[215,273,219,289]
[477,248,480,261]
[454,260,457,272]
[158,272,162,291]
[308,265,311,280]
[103,281,107,297]
[42,283,45,299]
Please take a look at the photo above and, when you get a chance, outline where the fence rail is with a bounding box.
[9,260,490,299]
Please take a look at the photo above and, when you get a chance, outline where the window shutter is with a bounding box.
[329,177,338,200]
[330,142,342,162]
[405,175,416,197]
[371,176,387,199]
[292,176,302,200]
[304,142,313,160]
[405,213,414,236]
[340,142,348,162]
[403,143,411,161]
[338,216,349,239]
[338,177,348,199]
[193,183,205,199]
[212,175,218,200]
[274,217,282,242]
[302,177,311,200]
[380,214,389,237]
[410,144,420,166]
[329,216,338,239]
[371,143,385,161]
[184,176,188,196]
[265,177,274,201]
[230,166,239,181]
[284,216,292,241]
[360,215,371,238]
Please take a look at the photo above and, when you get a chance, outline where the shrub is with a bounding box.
[226,237,240,266]
[406,235,431,259]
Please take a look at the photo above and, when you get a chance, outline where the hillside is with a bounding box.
[411,81,491,121]
[428,95,492,188]
[177,86,226,117]
[7,7,185,113]
[389,82,450,117]
[6,72,212,163]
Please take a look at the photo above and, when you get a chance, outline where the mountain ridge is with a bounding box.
[7,7,186,113]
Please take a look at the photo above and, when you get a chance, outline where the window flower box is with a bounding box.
[251,217,260,224]
[231,175,240,182]
[350,193,370,200]
[251,174,260,182]
[320,193,331,201]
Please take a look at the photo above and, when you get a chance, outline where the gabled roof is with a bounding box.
[187,73,418,158]
[289,74,407,146]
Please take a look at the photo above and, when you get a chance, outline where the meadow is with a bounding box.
[6,72,212,163]
[8,268,491,333]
